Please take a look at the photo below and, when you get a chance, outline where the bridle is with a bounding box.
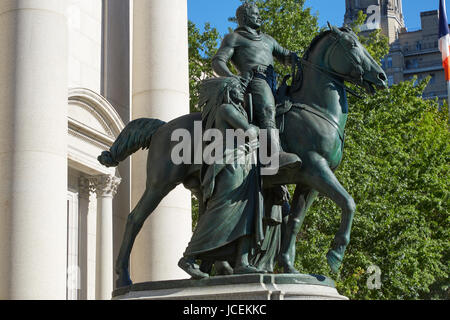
[298,31,366,99]
[282,30,369,141]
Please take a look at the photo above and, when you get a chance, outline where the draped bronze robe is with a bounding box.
[183,102,265,262]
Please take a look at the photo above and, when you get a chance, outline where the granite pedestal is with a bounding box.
[112,274,348,300]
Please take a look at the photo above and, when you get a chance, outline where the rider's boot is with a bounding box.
[265,128,302,172]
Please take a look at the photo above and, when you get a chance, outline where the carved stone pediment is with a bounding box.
[68,88,125,176]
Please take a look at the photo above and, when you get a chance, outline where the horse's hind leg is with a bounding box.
[115,183,174,287]
[278,187,318,273]
[303,157,356,273]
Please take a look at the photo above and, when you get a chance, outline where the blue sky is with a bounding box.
[187,0,446,36]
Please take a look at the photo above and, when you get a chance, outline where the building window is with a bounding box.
[416,41,422,51]
[387,57,393,69]
[404,42,409,52]
[429,73,436,84]
[406,59,418,69]
[388,75,394,86]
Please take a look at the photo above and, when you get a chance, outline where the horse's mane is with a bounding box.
[291,27,353,93]
[289,31,332,93]
[302,26,354,61]
[302,30,332,61]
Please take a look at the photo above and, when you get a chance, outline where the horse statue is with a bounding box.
[98,24,387,287]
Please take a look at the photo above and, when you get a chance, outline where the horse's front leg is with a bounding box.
[303,156,356,273]
[278,186,318,273]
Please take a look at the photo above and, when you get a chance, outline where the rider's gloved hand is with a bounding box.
[288,52,301,65]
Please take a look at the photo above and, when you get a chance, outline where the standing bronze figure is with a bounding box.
[178,77,265,279]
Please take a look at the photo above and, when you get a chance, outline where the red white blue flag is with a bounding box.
[439,0,450,81]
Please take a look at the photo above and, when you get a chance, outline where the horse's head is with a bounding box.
[301,24,387,95]
[326,23,387,94]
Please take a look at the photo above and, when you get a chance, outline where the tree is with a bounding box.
[188,21,220,112]
[347,10,389,63]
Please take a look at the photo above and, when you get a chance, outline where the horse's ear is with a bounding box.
[327,21,332,30]
[329,24,343,36]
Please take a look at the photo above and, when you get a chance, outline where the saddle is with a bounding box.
[275,100,293,134]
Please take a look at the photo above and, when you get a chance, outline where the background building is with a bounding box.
[0,0,192,300]
[345,0,447,102]
[345,0,406,44]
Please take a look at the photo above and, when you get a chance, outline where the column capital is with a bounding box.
[90,175,121,198]
[78,176,91,200]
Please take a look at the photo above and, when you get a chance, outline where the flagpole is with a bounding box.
[448,81,450,122]
[439,0,450,122]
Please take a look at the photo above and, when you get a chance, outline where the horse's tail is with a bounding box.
[98,118,166,167]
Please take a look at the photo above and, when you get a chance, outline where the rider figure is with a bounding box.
[212,2,302,172]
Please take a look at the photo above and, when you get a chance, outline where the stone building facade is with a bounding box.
[0,0,192,300]
[345,1,447,102]
[345,0,406,44]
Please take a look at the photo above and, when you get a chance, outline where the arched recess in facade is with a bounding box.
[67,88,125,300]
[68,87,124,174]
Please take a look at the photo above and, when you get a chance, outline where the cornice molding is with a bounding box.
[68,87,125,141]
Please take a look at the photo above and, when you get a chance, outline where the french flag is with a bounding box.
[439,0,450,81]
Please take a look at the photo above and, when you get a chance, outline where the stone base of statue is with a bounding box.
[112,274,348,300]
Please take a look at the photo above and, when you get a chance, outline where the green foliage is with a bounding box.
[348,10,390,63]
[188,21,220,112]
[245,0,320,78]
[192,195,199,230]
[359,29,390,64]
[295,79,449,300]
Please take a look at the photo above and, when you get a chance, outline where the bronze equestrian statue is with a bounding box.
[98,20,387,287]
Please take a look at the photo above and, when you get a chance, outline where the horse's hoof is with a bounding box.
[178,257,209,280]
[326,250,342,273]
[283,265,301,274]
[116,275,133,288]
[280,262,301,274]
[115,266,133,288]
[277,254,301,274]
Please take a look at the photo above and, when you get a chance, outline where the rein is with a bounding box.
[300,59,364,99]
[293,103,345,143]
[281,32,365,142]
[297,31,368,100]
[277,101,345,144]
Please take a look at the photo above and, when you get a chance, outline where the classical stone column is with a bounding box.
[0,0,68,299]
[78,177,91,300]
[101,0,132,290]
[91,175,121,300]
[131,0,192,282]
